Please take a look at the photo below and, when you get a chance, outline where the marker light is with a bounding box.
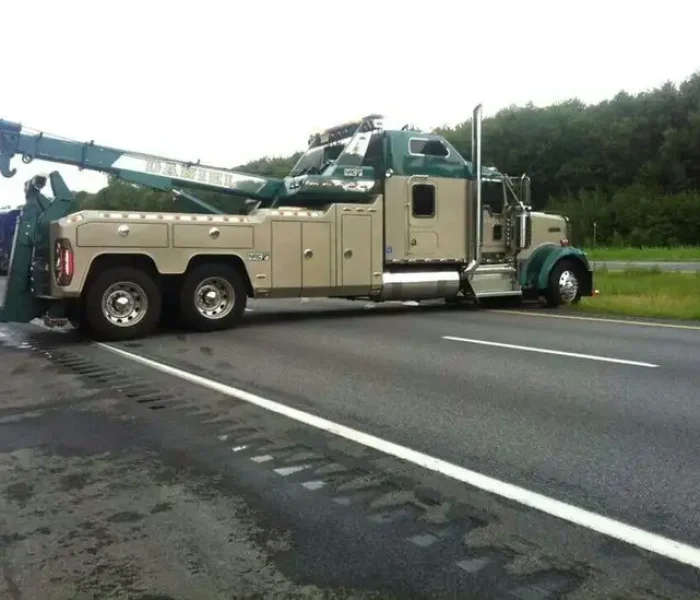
[54,238,74,286]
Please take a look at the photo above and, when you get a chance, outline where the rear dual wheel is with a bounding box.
[83,266,162,341]
[179,263,248,332]
[81,263,248,340]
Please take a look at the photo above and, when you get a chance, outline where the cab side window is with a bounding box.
[409,138,450,157]
[412,184,435,218]
[481,182,504,215]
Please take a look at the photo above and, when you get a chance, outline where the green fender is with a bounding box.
[520,244,593,296]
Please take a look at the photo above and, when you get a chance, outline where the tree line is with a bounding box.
[77,70,700,247]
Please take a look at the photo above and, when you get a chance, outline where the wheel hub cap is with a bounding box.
[195,277,235,319]
[102,282,148,327]
[558,270,579,303]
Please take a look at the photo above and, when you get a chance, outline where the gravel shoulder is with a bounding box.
[0,343,383,600]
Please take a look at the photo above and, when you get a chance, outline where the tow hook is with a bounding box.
[42,315,69,329]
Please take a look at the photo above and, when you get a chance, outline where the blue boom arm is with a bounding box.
[0,119,285,211]
[0,119,286,326]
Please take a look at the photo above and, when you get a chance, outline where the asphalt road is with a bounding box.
[0,333,393,600]
[593,260,700,272]
[115,298,700,548]
[3,294,700,597]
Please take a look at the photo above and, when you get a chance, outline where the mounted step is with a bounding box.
[468,264,521,299]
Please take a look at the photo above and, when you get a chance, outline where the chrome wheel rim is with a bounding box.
[194,277,235,320]
[102,282,148,327]
[558,270,579,303]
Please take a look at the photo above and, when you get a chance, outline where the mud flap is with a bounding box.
[0,172,77,323]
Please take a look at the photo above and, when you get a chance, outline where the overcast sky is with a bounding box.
[1,0,698,208]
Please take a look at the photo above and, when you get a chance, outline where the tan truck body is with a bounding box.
[48,176,567,304]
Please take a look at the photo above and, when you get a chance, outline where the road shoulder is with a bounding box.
[0,339,379,600]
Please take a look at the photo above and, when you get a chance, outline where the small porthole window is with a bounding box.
[412,184,435,218]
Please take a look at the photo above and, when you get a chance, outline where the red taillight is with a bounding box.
[54,239,74,286]
[560,238,570,247]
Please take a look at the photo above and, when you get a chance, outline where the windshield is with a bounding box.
[290,144,345,177]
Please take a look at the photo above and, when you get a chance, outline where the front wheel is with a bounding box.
[83,266,162,341]
[543,259,583,307]
[179,263,248,332]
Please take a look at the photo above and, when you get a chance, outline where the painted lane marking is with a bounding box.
[274,464,309,476]
[442,336,659,368]
[250,455,274,463]
[408,533,439,548]
[97,342,700,569]
[301,480,326,491]
[456,558,490,573]
[486,309,700,331]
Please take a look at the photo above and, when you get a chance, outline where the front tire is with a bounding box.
[83,266,162,341]
[543,259,583,307]
[179,263,248,332]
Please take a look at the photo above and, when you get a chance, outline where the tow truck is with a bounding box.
[0,105,593,341]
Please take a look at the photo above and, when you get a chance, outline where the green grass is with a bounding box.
[573,268,700,321]
[585,245,700,262]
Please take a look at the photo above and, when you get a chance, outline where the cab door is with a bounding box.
[406,175,439,259]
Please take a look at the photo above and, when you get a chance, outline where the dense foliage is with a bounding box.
[435,71,700,247]
[77,71,700,247]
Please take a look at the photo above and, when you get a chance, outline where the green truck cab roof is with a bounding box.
[276,121,506,206]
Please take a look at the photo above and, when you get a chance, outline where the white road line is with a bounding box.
[442,335,659,368]
[96,342,700,569]
[301,480,325,491]
[274,464,309,476]
[250,455,274,463]
[408,533,439,548]
[456,558,490,573]
[486,309,700,331]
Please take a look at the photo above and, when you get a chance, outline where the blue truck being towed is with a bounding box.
[0,207,21,275]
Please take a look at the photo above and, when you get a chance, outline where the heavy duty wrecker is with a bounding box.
[0,106,593,341]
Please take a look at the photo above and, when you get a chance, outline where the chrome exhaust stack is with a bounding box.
[464,104,483,274]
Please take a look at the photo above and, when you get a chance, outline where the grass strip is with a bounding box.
[585,246,700,262]
[575,267,700,321]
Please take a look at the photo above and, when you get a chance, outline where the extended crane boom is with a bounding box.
[0,120,285,208]
[0,119,286,325]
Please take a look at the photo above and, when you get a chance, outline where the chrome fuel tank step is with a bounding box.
[378,270,461,301]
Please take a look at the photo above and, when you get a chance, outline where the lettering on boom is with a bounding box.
[143,158,260,189]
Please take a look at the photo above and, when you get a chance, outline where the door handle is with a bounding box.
[303,249,313,259]
[343,248,353,259]
[411,238,417,246]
